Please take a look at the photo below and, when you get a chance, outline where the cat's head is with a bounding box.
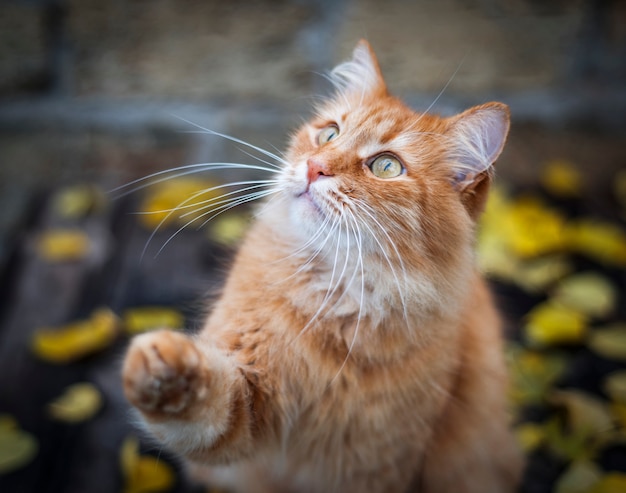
[280,40,509,277]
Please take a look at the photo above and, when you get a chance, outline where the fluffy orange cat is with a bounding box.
[122,40,523,492]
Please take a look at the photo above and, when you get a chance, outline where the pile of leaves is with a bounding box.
[479,161,626,493]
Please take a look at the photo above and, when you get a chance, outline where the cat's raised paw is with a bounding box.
[122,330,207,416]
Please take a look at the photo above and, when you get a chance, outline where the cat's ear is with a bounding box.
[330,39,387,97]
[446,102,510,219]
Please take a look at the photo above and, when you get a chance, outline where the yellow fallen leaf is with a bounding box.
[554,460,603,493]
[515,255,573,293]
[550,389,614,437]
[208,212,249,246]
[36,229,91,262]
[603,371,626,405]
[541,159,582,198]
[120,435,175,493]
[567,219,626,267]
[123,307,184,334]
[52,184,106,219]
[139,178,220,229]
[0,414,38,474]
[515,422,544,452]
[553,272,617,319]
[525,301,588,347]
[589,324,626,362]
[587,472,626,493]
[47,383,103,423]
[32,307,120,363]
[543,416,596,461]
[504,196,568,258]
[506,345,568,405]
[477,231,519,280]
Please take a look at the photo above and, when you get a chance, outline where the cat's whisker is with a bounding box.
[351,198,410,324]
[171,115,290,166]
[133,180,280,216]
[140,182,224,260]
[289,212,349,346]
[416,55,466,124]
[234,147,284,170]
[329,210,365,386]
[269,213,336,266]
[306,211,346,321]
[352,208,410,326]
[178,182,280,219]
[110,162,281,198]
[151,188,278,258]
[294,210,351,336]
[194,189,278,230]
[139,181,279,260]
[284,214,339,281]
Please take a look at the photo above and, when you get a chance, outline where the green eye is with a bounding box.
[369,154,403,179]
[317,125,339,145]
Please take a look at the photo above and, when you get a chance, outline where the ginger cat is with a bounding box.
[122,40,523,492]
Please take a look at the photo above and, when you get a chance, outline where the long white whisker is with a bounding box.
[283,215,339,281]
[289,214,349,346]
[178,182,279,218]
[292,215,347,334]
[172,115,290,166]
[110,162,280,197]
[235,147,283,170]
[307,209,345,322]
[133,180,279,216]
[352,199,410,323]
[417,55,466,122]
[271,213,335,265]
[195,189,278,230]
[139,181,277,259]
[330,210,365,386]
[154,188,277,257]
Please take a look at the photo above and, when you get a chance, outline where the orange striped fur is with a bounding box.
[122,40,523,492]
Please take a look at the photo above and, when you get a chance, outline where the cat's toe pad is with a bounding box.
[122,330,207,415]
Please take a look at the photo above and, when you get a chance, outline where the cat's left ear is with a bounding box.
[446,102,510,219]
[330,39,387,97]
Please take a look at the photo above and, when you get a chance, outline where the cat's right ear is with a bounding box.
[329,39,387,97]
[446,102,510,219]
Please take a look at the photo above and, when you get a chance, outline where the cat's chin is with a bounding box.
[293,190,327,220]
[286,191,332,239]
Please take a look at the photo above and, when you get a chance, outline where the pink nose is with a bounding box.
[307,158,333,184]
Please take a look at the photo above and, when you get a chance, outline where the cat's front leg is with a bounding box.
[122,330,260,462]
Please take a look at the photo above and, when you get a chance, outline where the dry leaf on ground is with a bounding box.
[47,383,103,423]
[0,415,38,474]
[32,308,120,363]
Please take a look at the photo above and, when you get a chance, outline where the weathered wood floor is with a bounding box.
[0,189,225,493]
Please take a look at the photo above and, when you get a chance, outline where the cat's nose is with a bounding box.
[307,158,333,184]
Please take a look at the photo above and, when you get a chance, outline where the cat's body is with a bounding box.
[122,41,523,492]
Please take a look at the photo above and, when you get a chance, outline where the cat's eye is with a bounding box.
[369,154,404,179]
[317,125,339,145]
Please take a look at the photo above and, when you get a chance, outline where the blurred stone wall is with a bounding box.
[2,0,625,102]
[0,0,625,261]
